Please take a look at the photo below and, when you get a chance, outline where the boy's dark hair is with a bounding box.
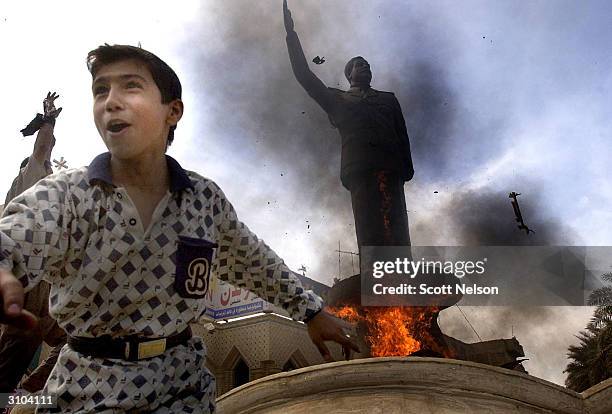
[86,44,182,147]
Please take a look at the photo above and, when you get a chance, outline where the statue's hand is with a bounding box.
[283,0,295,32]
[43,91,62,119]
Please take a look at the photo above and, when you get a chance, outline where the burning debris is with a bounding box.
[312,55,325,64]
[327,274,456,359]
[509,192,535,235]
[327,274,527,372]
[329,305,452,358]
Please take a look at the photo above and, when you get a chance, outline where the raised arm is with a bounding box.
[34,92,60,164]
[6,92,60,204]
[284,0,333,113]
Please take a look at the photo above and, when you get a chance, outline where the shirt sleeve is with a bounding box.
[0,174,73,292]
[4,157,49,205]
[211,185,323,322]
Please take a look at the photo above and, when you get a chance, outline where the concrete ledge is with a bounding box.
[217,357,610,414]
[582,377,612,414]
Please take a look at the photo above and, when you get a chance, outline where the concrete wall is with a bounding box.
[216,358,612,414]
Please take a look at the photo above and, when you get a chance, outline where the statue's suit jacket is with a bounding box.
[286,30,414,190]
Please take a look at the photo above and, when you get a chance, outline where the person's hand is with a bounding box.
[283,0,295,33]
[306,309,360,362]
[0,269,38,330]
[43,91,62,119]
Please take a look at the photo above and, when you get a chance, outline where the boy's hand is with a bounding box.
[0,269,38,330]
[283,0,295,33]
[306,309,360,362]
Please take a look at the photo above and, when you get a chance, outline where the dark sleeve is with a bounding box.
[286,30,334,113]
[393,96,414,181]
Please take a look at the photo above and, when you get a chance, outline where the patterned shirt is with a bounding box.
[1,155,63,340]
[0,152,323,339]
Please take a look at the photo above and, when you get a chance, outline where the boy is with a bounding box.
[0,45,357,413]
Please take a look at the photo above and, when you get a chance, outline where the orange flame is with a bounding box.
[333,305,360,322]
[329,305,440,357]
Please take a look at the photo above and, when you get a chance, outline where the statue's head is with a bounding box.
[344,56,372,87]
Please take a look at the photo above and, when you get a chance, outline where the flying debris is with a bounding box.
[508,192,535,235]
[312,56,325,65]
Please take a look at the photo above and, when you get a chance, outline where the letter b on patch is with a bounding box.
[175,236,218,298]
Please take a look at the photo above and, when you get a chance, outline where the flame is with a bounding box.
[333,305,360,322]
[329,305,442,357]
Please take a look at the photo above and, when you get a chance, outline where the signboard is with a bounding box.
[204,276,277,320]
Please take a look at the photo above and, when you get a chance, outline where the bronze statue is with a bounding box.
[283,0,414,250]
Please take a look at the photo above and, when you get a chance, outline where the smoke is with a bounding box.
[181,0,595,386]
[189,1,348,216]
[186,1,478,282]
[430,184,587,385]
[448,186,578,246]
[186,0,580,275]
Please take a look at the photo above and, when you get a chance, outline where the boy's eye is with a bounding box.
[93,86,108,96]
[126,81,142,89]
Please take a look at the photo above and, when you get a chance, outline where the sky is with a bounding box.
[1,0,610,387]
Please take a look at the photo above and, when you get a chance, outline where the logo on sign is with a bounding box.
[186,257,209,295]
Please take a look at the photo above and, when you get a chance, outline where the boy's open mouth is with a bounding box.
[107,120,131,133]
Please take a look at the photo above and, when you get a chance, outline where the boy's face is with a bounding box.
[92,59,182,159]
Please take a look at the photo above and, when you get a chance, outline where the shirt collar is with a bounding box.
[87,152,195,193]
[347,86,377,97]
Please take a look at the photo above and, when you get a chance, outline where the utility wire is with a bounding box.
[455,305,482,341]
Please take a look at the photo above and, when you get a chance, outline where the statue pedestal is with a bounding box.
[217,358,612,414]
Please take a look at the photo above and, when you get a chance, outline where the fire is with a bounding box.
[333,305,360,322]
[329,305,440,357]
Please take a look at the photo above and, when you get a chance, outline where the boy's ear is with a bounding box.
[167,99,184,126]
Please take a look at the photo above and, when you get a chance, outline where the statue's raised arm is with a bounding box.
[283,0,414,252]
[283,0,333,113]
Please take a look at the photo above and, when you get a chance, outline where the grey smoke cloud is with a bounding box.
[186,1,483,282]
[181,0,604,386]
[188,0,589,304]
[446,185,579,246]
